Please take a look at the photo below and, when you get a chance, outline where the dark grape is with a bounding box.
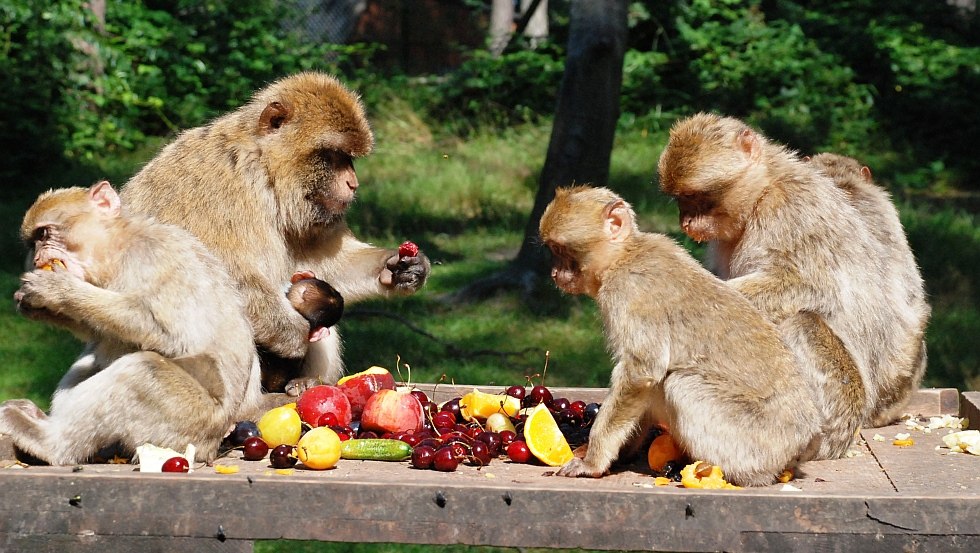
[582,402,601,425]
[270,445,297,469]
[161,456,189,473]
[661,459,684,481]
[228,420,260,446]
[242,436,270,461]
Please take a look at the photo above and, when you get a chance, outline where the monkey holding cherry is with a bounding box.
[658,113,930,457]
[121,72,430,395]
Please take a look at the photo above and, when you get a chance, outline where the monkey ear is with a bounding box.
[258,101,290,135]
[860,166,873,182]
[736,128,762,161]
[603,200,632,242]
[88,181,121,217]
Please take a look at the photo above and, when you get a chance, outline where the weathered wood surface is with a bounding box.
[0,387,978,553]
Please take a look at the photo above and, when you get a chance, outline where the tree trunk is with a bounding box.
[522,0,549,48]
[513,0,629,278]
[489,0,515,56]
[453,0,629,302]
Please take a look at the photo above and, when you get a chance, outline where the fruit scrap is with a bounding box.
[214,464,240,474]
[778,468,795,483]
[398,241,419,258]
[653,476,673,486]
[942,430,980,455]
[680,461,740,489]
[135,443,196,473]
[892,432,914,447]
[40,259,66,271]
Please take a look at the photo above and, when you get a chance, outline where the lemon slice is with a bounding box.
[523,403,573,467]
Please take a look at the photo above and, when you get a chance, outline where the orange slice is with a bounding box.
[459,389,521,421]
[523,403,574,467]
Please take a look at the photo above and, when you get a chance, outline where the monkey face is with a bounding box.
[546,243,594,296]
[303,150,359,225]
[674,192,742,243]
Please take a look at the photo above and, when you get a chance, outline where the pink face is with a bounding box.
[547,244,588,295]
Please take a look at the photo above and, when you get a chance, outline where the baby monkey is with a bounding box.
[540,186,820,487]
[2,181,265,464]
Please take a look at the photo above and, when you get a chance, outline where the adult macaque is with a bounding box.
[1,182,266,465]
[121,72,430,394]
[809,153,930,426]
[658,113,929,456]
[540,186,820,486]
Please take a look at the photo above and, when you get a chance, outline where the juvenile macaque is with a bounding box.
[540,186,820,486]
[1,182,266,464]
[809,153,930,426]
[121,72,430,394]
[658,114,929,457]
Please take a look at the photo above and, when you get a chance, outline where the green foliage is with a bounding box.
[429,46,566,130]
[0,0,380,173]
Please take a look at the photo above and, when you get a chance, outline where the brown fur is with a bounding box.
[658,114,929,458]
[1,182,272,465]
[541,185,820,487]
[121,72,430,393]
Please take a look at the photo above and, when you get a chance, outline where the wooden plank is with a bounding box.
[961,391,980,430]
[0,387,977,552]
[863,421,980,496]
[0,467,978,551]
[1,534,251,553]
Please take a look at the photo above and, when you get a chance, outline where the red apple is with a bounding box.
[360,388,424,434]
[296,385,352,427]
[337,366,397,418]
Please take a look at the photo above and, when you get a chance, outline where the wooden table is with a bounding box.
[2,387,978,552]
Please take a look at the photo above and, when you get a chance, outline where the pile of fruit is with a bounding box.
[208,366,606,473]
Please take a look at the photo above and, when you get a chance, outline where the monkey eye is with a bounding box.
[30,226,51,243]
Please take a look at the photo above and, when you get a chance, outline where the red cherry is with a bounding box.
[505,385,526,400]
[270,445,297,468]
[242,436,270,461]
[499,430,517,447]
[433,447,459,472]
[412,445,436,469]
[398,241,419,258]
[410,390,429,404]
[317,412,339,428]
[506,441,532,464]
[161,456,190,473]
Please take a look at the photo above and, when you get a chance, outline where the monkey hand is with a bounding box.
[284,377,322,397]
[555,457,607,478]
[15,269,77,314]
[380,249,430,292]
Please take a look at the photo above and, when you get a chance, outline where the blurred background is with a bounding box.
[1,0,977,412]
